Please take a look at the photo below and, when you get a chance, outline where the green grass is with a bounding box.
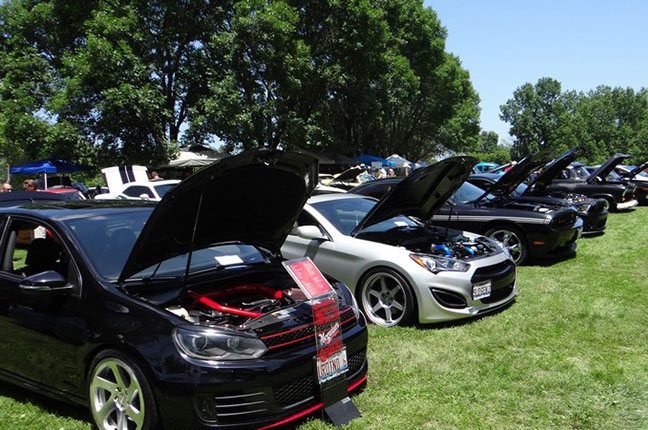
[2,208,648,429]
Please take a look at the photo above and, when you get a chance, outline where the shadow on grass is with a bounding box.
[0,382,91,424]
[414,300,516,331]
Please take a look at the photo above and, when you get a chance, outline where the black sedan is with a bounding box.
[528,148,638,211]
[467,152,608,235]
[350,175,583,265]
[0,150,367,429]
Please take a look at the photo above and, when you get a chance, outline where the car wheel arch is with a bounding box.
[482,222,529,264]
[354,265,420,325]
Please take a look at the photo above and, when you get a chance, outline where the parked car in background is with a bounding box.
[0,190,68,207]
[94,179,179,201]
[0,150,368,430]
[350,172,584,265]
[321,166,375,190]
[283,157,518,327]
[473,162,499,173]
[614,163,648,182]
[527,149,638,211]
[467,152,608,235]
[586,160,648,205]
[43,187,86,200]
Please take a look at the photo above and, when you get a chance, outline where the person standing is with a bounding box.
[23,179,37,191]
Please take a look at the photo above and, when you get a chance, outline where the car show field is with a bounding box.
[1,206,647,429]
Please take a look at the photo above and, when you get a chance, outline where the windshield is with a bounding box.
[66,209,265,281]
[512,182,528,197]
[154,183,176,197]
[312,197,418,235]
[452,182,495,204]
[569,166,590,180]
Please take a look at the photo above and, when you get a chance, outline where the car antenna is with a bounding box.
[183,187,205,287]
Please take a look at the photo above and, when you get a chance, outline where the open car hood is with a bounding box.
[485,150,552,196]
[332,166,366,182]
[619,160,648,179]
[118,150,317,283]
[529,147,579,191]
[352,156,476,234]
[586,153,631,183]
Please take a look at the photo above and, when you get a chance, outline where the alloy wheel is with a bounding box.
[90,357,146,430]
[488,229,524,263]
[361,272,408,327]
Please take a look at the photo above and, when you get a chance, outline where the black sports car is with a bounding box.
[350,168,583,265]
[0,150,367,429]
[467,153,608,235]
[585,158,648,205]
[528,149,638,211]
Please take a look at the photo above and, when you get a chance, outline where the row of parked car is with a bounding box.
[0,147,642,430]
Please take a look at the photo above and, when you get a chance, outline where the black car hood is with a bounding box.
[485,150,552,196]
[529,147,579,191]
[352,156,476,234]
[620,160,648,179]
[586,153,631,183]
[118,150,317,283]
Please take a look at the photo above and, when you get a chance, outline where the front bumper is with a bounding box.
[416,252,518,324]
[580,210,608,234]
[153,316,368,429]
[615,199,638,210]
[527,217,583,259]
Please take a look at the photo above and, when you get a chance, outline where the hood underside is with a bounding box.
[118,150,317,283]
[487,150,553,196]
[587,153,631,183]
[352,156,476,234]
[530,147,579,191]
[621,160,648,179]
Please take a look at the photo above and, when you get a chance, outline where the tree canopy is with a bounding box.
[0,0,480,168]
[501,77,648,164]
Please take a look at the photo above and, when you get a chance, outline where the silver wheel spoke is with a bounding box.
[369,289,381,299]
[388,286,400,298]
[392,300,404,311]
[126,404,144,428]
[380,278,388,291]
[94,376,119,393]
[116,410,126,430]
[96,394,116,422]
[384,307,393,323]
[108,363,127,389]
[372,302,382,312]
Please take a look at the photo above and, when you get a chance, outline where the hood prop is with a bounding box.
[183,187,205,289]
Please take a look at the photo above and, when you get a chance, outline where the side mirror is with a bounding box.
[19,270,72,294]
[139,194,151,200]
[294,225,328,241]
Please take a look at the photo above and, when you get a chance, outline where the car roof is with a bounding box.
[0,200,156,221]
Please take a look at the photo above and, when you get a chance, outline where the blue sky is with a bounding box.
[426,0,648,142]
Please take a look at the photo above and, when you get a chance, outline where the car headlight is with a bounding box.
[410,253,470,273]
[173,326,267,361]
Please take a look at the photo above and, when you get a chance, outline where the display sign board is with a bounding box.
[282,258,361,426]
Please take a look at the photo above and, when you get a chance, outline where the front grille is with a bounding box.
[431,289,467,308]
[272,349,367,409]
[273,376,316,408]
[196,391,270,423]
[471,260,515,283]
[260,306,356,351]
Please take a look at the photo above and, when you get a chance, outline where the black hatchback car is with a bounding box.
[0,150,368,429]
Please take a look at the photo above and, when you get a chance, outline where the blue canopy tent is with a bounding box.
[10,158,92,189]
[353,154,396,167]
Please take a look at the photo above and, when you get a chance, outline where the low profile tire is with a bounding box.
[485,225,528,265]
[357,268,415,327]
[88,349,159,430]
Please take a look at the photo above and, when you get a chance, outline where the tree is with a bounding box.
[500,77,575,159]
[477,130,498,153]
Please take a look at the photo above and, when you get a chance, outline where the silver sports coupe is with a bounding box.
[282,157,518,327]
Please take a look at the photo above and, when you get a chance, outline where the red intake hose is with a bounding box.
[186,283,283,319]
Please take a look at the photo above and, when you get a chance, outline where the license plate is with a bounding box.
[317,348,348,383]
[472,280,492,300]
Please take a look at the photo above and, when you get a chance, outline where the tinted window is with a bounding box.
[123,185,154,198]
[452,182,495,204]
[312,198,417,235]
[65,210,151,280]
[153,183,175,198]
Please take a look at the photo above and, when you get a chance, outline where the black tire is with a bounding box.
[356,267,416,327]
[87,349,160,430]
[485,224,528,265]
